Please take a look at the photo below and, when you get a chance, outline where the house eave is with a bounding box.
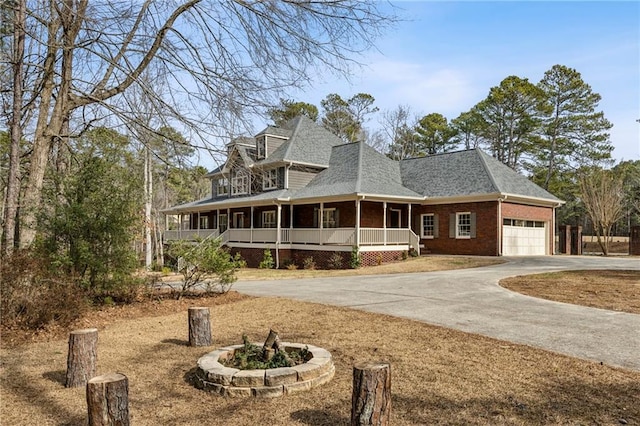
[423,192,563,207]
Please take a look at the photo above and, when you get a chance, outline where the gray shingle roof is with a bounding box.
[257,116,343,167]
[399,149,562,202]
[166,189,294,213]
[292,142,424,200]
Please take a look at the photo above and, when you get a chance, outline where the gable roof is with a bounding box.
[399,149,562,203]
[256,116,344,167]
[292,142,424,201]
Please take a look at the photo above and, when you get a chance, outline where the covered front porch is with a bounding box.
[164,198,421,254]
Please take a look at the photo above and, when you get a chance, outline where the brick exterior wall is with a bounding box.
[411,201,500,256]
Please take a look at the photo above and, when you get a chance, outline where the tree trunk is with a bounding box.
[144,146,153,269]
[351,362,391,426]
[65,328,98,388]
[86,373,129,426]
[2,0,26,255]
[188,307,212,346]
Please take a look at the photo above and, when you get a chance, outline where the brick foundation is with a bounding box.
[230,247,407,269]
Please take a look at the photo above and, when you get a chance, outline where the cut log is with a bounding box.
[351,362,391,426]
[87,373,129,426]
[188,307,212,347]
[262,329,279,361]
[65,328,98,388]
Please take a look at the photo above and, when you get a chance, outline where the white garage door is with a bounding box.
[502,219,547,256]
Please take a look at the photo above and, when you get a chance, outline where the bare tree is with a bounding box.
[579,168,626,255]
[5,1,395,248]
[2,0,25,255]
[380,105,421,160]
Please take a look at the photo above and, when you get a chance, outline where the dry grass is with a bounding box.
[236,255,503,281]
[501,270,640,314]
[2,293,639,426]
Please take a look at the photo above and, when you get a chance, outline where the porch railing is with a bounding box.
[164,228,219,241]
[166,227,418,249]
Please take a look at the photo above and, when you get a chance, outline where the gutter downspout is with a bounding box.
[498,196,506,256]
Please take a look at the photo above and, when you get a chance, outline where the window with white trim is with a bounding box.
[456,212,471,238]
[217,177,228,196]
[262,210,276,228]
[199,216,208,229]
[218,214,228,233]
[263,169,278,190]
[256,137,266,159]
[231,170,249,195]
[233,212,245,228]
[421,214,435,238]
[323,208,337,228]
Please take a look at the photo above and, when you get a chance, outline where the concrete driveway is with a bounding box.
[234,256,640,371]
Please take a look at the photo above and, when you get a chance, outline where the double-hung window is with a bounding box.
[263,169,278,190]
[421,214,435,238]
[323,208,337,228]
[218,213,228,233]
[262,210,276,228]
[217,177,228,196]
[456,212,471,238]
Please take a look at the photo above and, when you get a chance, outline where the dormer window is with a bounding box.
[217,177,229,196]
[263,169,278,190]
[256,136,266,159]
[231,169,249,195]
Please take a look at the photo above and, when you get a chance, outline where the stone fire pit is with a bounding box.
[194,342,335,397]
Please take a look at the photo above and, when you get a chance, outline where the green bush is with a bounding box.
[166,237,244,299]
[259,249,275,269]
[350,246,362,269]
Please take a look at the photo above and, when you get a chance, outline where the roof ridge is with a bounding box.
[281,116,303,161]
[355,142,364,193]
[475,149,501,193]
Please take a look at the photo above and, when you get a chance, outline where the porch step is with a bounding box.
[420,247,431,255]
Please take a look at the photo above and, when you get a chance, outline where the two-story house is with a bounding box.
[164,116,563,268]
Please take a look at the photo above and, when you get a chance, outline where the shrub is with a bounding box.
[327,253,344,269]
[350,246,362,269]
[376,253,383,266]
[0,250,88,330]
[259,249,275,269]
[286,263,298,270]
[166,238,244,299]
[401,250,408,261]
[302,257,316,270]
[409,248,419,257]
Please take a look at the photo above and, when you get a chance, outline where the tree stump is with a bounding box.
[87,373,129,426]
[65,328,98,388]
[351,362,391,426]
[188,307,212,346]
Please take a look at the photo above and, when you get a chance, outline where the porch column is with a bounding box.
[318,202,324,245]
[383,202,387,245]
[250,206,254,243]
[276,203,282,268]
[355,199,361,247]
[197,212,201,239]
[408,203,412,230]
[289,204,294,244]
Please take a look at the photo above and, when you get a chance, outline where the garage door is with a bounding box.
[502,219,547,255]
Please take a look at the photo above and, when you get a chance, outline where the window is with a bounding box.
[218,214,228,233]
[456,212,471,238]
[217,177,228,196]
[263,169,278,190]
[199,216,208,229]
[256,137,266,159]
[421,214,435,238]
[323,208,337,228]
[504,218,546,228]
[233,212,245,228]
[262,210,276,228]
[231,170,249,195]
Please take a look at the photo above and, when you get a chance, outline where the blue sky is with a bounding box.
[287,1,640,163]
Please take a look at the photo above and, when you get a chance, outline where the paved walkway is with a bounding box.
[234,256,640,371]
